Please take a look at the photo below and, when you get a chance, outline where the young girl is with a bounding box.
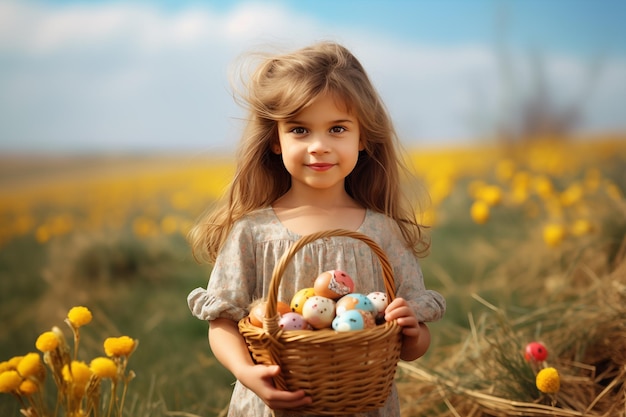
[187,41,446,417]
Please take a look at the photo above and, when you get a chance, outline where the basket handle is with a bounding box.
[264,229,396,333]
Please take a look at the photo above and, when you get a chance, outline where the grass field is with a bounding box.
[1,135,625,416]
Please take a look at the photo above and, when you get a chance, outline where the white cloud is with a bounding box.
[0,0,623,153]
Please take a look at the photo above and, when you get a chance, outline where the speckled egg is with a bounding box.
[290,287,316,315]
[279,312,310,331]
[367,291,389,319]
[332,309,376,332]
[302,296,336,329]
[314,270,355,299]
[335,293,376,316]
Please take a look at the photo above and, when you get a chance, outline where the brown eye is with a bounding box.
[290,127,307,135]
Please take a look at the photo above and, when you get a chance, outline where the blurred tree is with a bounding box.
[493,3,604,143]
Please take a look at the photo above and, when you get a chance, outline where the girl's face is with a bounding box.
[275,93,362,196]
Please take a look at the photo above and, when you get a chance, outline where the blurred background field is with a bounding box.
[1,135,625,416]
[2,1,626,415]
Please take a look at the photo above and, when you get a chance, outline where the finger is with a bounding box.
[385,306,411,321]
[267,390,312,410]
[385,297,405,311]
[265,365,281,376]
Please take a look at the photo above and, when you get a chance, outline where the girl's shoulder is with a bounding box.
[237,206,276,224]
[361,210,401,237]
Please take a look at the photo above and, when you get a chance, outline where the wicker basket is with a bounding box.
[238,229,403,415]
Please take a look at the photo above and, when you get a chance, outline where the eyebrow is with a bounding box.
[284,119,355,125]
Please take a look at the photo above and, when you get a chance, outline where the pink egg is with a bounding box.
[279,312,310,331]
[302,296,336,329]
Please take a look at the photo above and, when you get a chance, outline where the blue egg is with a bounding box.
[332,310,366,332]
[335,293,376,316]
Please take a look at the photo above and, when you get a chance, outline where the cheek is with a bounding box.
[278,147,302,175]
[341,142,361,168]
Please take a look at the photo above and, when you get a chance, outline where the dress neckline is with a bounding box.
[266,206,370,239]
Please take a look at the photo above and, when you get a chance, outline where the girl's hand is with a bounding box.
[384,297,431,361]
[236,363,312,410]
[208,318,312,410]
[384,297,420,337]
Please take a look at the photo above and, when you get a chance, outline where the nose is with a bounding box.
[307,133,331,154]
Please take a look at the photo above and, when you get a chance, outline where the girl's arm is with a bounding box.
[384,297,431,361]
[208,318,312,410]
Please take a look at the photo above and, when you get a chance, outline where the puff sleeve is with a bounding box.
[187,219,257,322]
[376,217,446,323]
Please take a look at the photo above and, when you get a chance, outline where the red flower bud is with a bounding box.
[525,341,548,362]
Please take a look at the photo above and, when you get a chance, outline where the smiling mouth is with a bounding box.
[307,163,334,171]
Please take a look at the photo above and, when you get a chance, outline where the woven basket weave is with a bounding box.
[238,229,403,415]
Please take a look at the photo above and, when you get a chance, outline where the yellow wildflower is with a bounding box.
[90,357,118,379]
[7,356,23,369]
[536,367,560,394]
[104,336,136,357]
[36,331,60,352]
[132,216,157,238]
[16,353,42,379]
[0,370,22,393]
[478,185,503,206]
[18,379,39,395]
[511,184,529,205]
[67,306,92,328]
[0,361,11,373]
[533,175,554,199]
[543,223,566,247]
[570,219,593,237]
[560,182,584,207]
[470,200,490,224]
[62,361,92,386]
[160,215,180,235]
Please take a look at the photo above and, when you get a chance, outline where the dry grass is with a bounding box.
[397,238,626,417]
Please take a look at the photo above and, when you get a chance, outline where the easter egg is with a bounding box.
[314,270,355,299]
[276,301,292,316]
[525,341,548,362]
[249,302,265,327]
[279,312,310,331]
[366,291,388,319]
[249,300,290,327]
[290,288,316,314]
[332,310,376,332]
[335,293,376,316]
[302,296,336,329]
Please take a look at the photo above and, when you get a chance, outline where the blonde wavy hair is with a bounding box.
[189,41,429,264]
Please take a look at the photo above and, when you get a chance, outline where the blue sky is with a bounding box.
[1,0,625,153]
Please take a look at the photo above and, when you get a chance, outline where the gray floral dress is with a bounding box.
[188,207,446,417]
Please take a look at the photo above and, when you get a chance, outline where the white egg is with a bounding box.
[301,296,336,329]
